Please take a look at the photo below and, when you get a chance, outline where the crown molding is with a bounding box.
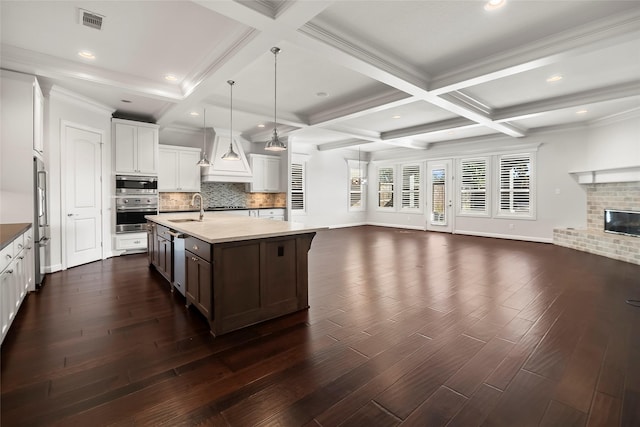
[49,85,114,116]
[588,106,640,128]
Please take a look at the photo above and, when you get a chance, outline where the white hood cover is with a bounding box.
[201,134,253,183]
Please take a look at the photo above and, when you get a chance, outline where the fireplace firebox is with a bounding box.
[604,209,640,237]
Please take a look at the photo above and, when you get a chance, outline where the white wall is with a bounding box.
[585,111,640,171]
[46,87,113,272]
[290,144,367,228]
[0,70,35,224]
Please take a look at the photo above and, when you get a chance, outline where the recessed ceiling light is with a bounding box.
[120,99,132,103]
[257,124,265,128]
[78,50,95,59]
[484,0,506,11]
[546,74,563,83]
[189,111,200,116]
[164,74,178,82]
[392,115,401,119]
[316,92,328,97]
[576,109,588,114]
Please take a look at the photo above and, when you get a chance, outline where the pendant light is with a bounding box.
[265,47,286,151]
[196,107,211,167]
[221,80,240,161]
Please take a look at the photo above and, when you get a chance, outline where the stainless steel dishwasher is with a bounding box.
[172,233,186,296]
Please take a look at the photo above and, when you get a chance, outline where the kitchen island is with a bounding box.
[145,214,324,336]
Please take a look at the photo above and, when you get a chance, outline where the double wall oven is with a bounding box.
[115,175,158,233]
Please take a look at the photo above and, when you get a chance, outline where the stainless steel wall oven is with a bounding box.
[115,175,158,233]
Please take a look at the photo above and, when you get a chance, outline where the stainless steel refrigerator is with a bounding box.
[33,157,49,288]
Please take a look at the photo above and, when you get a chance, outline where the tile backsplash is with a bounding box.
[159,182,286,211]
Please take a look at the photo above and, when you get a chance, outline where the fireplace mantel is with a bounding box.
[570,165,640,184]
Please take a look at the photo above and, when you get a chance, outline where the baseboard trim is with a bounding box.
[454,229,553,244]
[327,222,367,229]
[45,264,63,273]
[366,222,426,231]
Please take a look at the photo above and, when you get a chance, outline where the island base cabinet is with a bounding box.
[185,253,211,319]
[211,233,314,336]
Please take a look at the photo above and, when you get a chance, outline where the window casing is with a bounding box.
[496,153,535,218]
[347,160,366,212]
[290,161,305,213]
[400,164,422,212]
[458,157,489,217]
[377,166,395,210]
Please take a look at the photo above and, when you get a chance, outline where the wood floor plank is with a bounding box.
[446,383,503,427]
[482,370,557,427]
[1,227,638,426]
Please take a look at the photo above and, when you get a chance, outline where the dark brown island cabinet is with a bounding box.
[146,218,318,336]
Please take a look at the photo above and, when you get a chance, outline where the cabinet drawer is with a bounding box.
[115,234,148,250]
[156,225,173,240]
[12,234,25,255]
[0,244,14,272]
[185,236,211,262]
[258,209,285,217]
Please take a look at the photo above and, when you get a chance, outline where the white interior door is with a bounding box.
[426,159,454,233]
[64,126,103,268]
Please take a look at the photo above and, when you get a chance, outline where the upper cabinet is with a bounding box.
[32,78,44,155]
[158,145,201,192]
[113,119,159,175]
[246,154,282,193]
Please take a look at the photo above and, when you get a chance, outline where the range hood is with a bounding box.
[201,132,253,183]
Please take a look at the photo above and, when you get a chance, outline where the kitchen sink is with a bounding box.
[168,218,200,223]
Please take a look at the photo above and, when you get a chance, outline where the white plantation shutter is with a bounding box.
[498,153,532,216]
[377,166,394,209]
[401,164,421,210]
[348,160,365,211]
[291,162,305,212]
[459,158,488,215]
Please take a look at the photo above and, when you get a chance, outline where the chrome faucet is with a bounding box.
[191,193,204,221]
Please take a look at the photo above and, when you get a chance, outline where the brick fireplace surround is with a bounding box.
[554,182,640,265]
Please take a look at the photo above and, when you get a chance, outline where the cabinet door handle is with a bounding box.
[17,256,24,260]
[5,254,11,260]
[17,243,23,249]
[6,269,13,274]
[192,245,199,251]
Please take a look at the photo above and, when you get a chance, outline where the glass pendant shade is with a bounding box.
[197,107,211,167]
[221,80,240,161]
[265,46,287,152]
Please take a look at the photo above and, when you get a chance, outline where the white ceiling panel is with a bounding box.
[507,96,640,130]
[311,1,639,77]
[462,39,640,109]
[339,100,457,133]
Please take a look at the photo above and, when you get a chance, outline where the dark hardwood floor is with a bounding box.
[2,226,639,426]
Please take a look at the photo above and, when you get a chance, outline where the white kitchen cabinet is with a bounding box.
[115,232,148,251]
[33,78,44,155]
[246,154,282,193]
[158,145,201,192]
[249,208,285,221]
[1,227,34,344]
[113,119,159,175]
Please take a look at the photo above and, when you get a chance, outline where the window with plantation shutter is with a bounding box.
[498,153,534,217]
[290,162,305,212]
[401,164,421,211]
[459,157,488,216]
[377,166,395,209]
[348,160,365,212]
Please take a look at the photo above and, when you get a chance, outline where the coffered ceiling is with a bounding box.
[2,0,639,154]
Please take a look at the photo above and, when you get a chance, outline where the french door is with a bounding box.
[426,159,454,233]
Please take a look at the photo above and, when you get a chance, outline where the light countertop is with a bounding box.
[145,213,325,244]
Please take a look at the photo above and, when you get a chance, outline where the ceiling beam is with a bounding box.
[316,138,370,151]
[493,80,640,122]
[381,117,476,140]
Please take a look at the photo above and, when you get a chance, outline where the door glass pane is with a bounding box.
[431,168,446,224]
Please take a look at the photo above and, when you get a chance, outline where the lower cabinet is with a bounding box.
[185,250,212,318]
[115,232,148,251]
[147,222,173,283]
[1,226,34,344]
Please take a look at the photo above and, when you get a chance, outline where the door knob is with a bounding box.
[67,213,74,217]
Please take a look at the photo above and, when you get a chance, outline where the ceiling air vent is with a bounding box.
[78,9,104,30]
